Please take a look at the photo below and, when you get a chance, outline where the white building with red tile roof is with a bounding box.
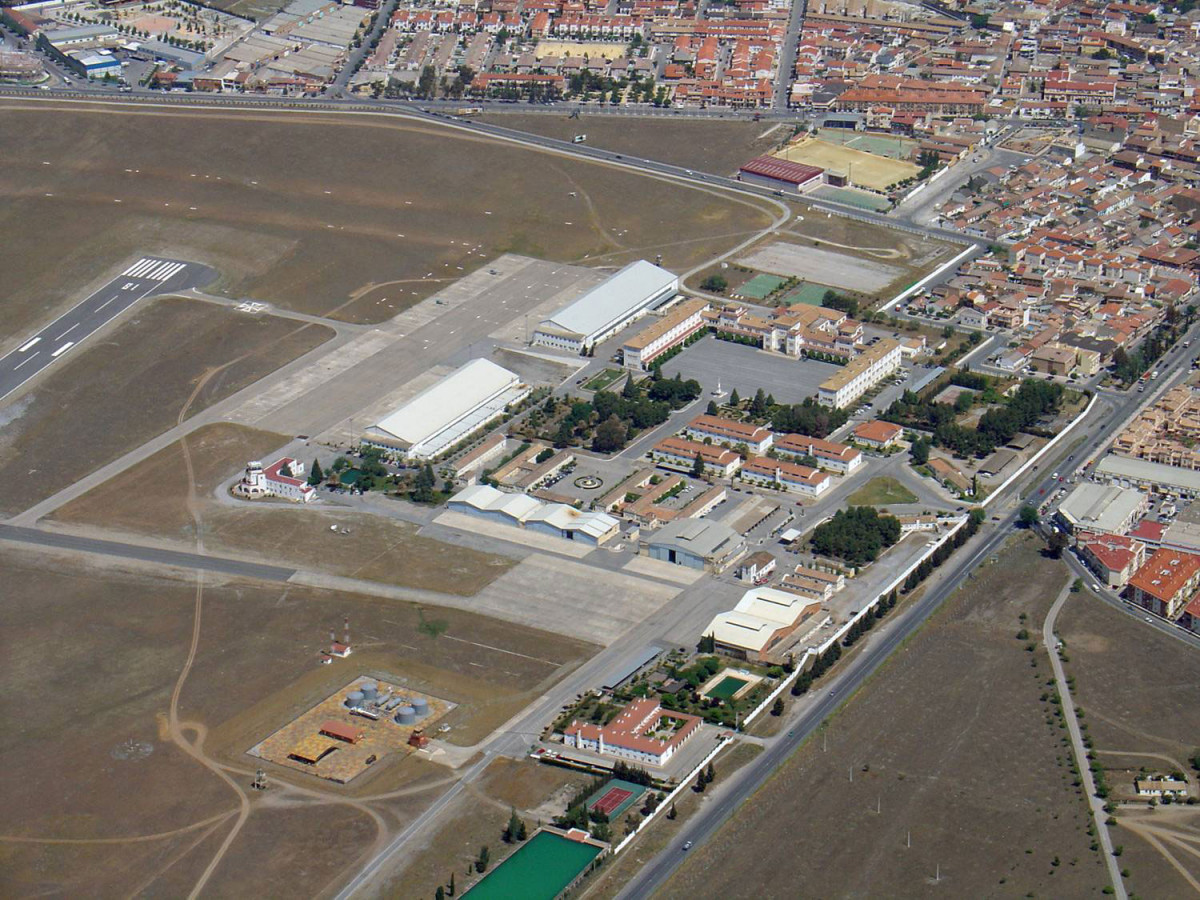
[1076,530,1147,588]
[235,458,315,503]
[563,698,702,766]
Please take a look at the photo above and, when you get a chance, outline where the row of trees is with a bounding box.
[1111,304,1195,385]
[901,508,984,591]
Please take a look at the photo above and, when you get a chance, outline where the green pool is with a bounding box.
[706,675,749,701]
[465,830,603,900]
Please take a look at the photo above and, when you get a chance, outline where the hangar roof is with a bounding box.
[538,260,677,340]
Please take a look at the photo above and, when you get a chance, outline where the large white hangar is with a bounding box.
[362,358,530,460]
[532,260,679,354]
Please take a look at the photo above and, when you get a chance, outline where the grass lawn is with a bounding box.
[584,368,627,392]
[846,476,918,507]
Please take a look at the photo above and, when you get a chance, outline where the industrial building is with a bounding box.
[1056,482,1148,535]
[362,358,529,460]
[818,339,902,408]
[737,156,825,193]
[448,483,620,545]
[1095,454,1200,499]
[621,298,710,370]
[642,518,746,572]
[703,587,825,663]
[563,698,702,766]
[532,260,679,354]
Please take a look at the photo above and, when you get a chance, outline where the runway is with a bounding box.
[0,256,209,405]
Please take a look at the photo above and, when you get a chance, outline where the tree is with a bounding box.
[706,400,719,415]
[279,461,293,477]
[517,819,527,841]
[592,415,628,453]
[436,887,445,900]
[694,773,706,793]
[750,388,768,417]
[667,802,677,820]
[691,452,705,478]
[910,438,930,466]
[1018,504,1040,528]
[503,808,522,843]
[412,463,437,503]
[700,274,728,293]
[705,762,716,784]
[308,458,324,485]
[475,846,489,873]
[730,388,741,407]
[622,375,639,400]
[449,873,455,896]
[417,64,437,99]
[1047,531,1069,558]
[771,697,785,717]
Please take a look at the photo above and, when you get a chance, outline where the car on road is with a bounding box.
[1092,584,1100,591]
[682,841,693,851]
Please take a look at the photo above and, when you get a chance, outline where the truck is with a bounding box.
[453,107,483,117]
[572,134,587,143]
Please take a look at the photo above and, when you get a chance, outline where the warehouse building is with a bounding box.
[738,156,825,194]
[621,298,710,370]
[447,483,620,545]
[818,338,902,408]
[703,587,825,663]
[362,359,529,460]
[1056,482,1148,535]
[532,260,679,354]
[642,518,745,573]
[1095,454,1200,499]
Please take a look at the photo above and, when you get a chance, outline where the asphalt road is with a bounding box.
[0,256,212,405]
[0,524,296,582]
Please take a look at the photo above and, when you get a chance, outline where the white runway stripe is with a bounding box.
[51,342,74,358]
[128,258,161,278]
[155,262,186,281]
[122,257,152,276]
[147,261,176,279]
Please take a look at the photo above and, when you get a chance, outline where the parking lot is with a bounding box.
[667,337,842,405]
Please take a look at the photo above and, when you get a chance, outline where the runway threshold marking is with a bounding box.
[51,342,74,358]
[17,338,40,353]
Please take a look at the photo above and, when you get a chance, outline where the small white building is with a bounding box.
[235,458,315,503]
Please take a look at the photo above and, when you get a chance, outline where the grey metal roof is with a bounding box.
[1097,455,1200,492]
[648,517,742,559]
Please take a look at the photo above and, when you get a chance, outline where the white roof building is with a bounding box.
[362,358,528,460]
[532,260,679,353]
[1057,482,1147,534]
[448,483,620,545]
[704,587,824,661]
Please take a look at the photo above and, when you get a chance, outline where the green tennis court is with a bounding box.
[705,675,749,701]
[586,778,647,821]
[736,273,787,300]
[465,830,603,899]
[810,185,892,212]
[781,282,830,306]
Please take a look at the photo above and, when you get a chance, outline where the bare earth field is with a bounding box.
[659,533,1105,899]
[0,102,776,326]
[0,544,598,897]
[475,113,792,174]
[1059,591,1200,898]
[49,422,290,538]
[0,296,332,518]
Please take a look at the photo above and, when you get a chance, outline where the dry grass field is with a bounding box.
[1058,590,1200,898]
[0,297,331,518]
[776,137,920,191]
[49,422,289,538]
[659,534,1105,899]
[0,102,776,326]
[476,113,793,175]
[0,543,598,897]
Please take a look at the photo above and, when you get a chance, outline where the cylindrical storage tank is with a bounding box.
[395,706,416,725]
[411,697,429,717]
[359,680,377,693]
[345,690,365,708]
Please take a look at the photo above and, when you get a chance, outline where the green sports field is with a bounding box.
[465,829,602,899]
[736,273,787,300]
[780,282,829,306]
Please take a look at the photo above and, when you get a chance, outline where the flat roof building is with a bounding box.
[621,298,709,370]
[532,260,679,354]
[362,358,528,460]
[818,339,902,409]
[1096,454,1200,499]
[1056,482,1147,534]
[643,517,746,573]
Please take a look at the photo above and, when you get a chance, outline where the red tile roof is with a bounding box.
[739,155,824,186]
